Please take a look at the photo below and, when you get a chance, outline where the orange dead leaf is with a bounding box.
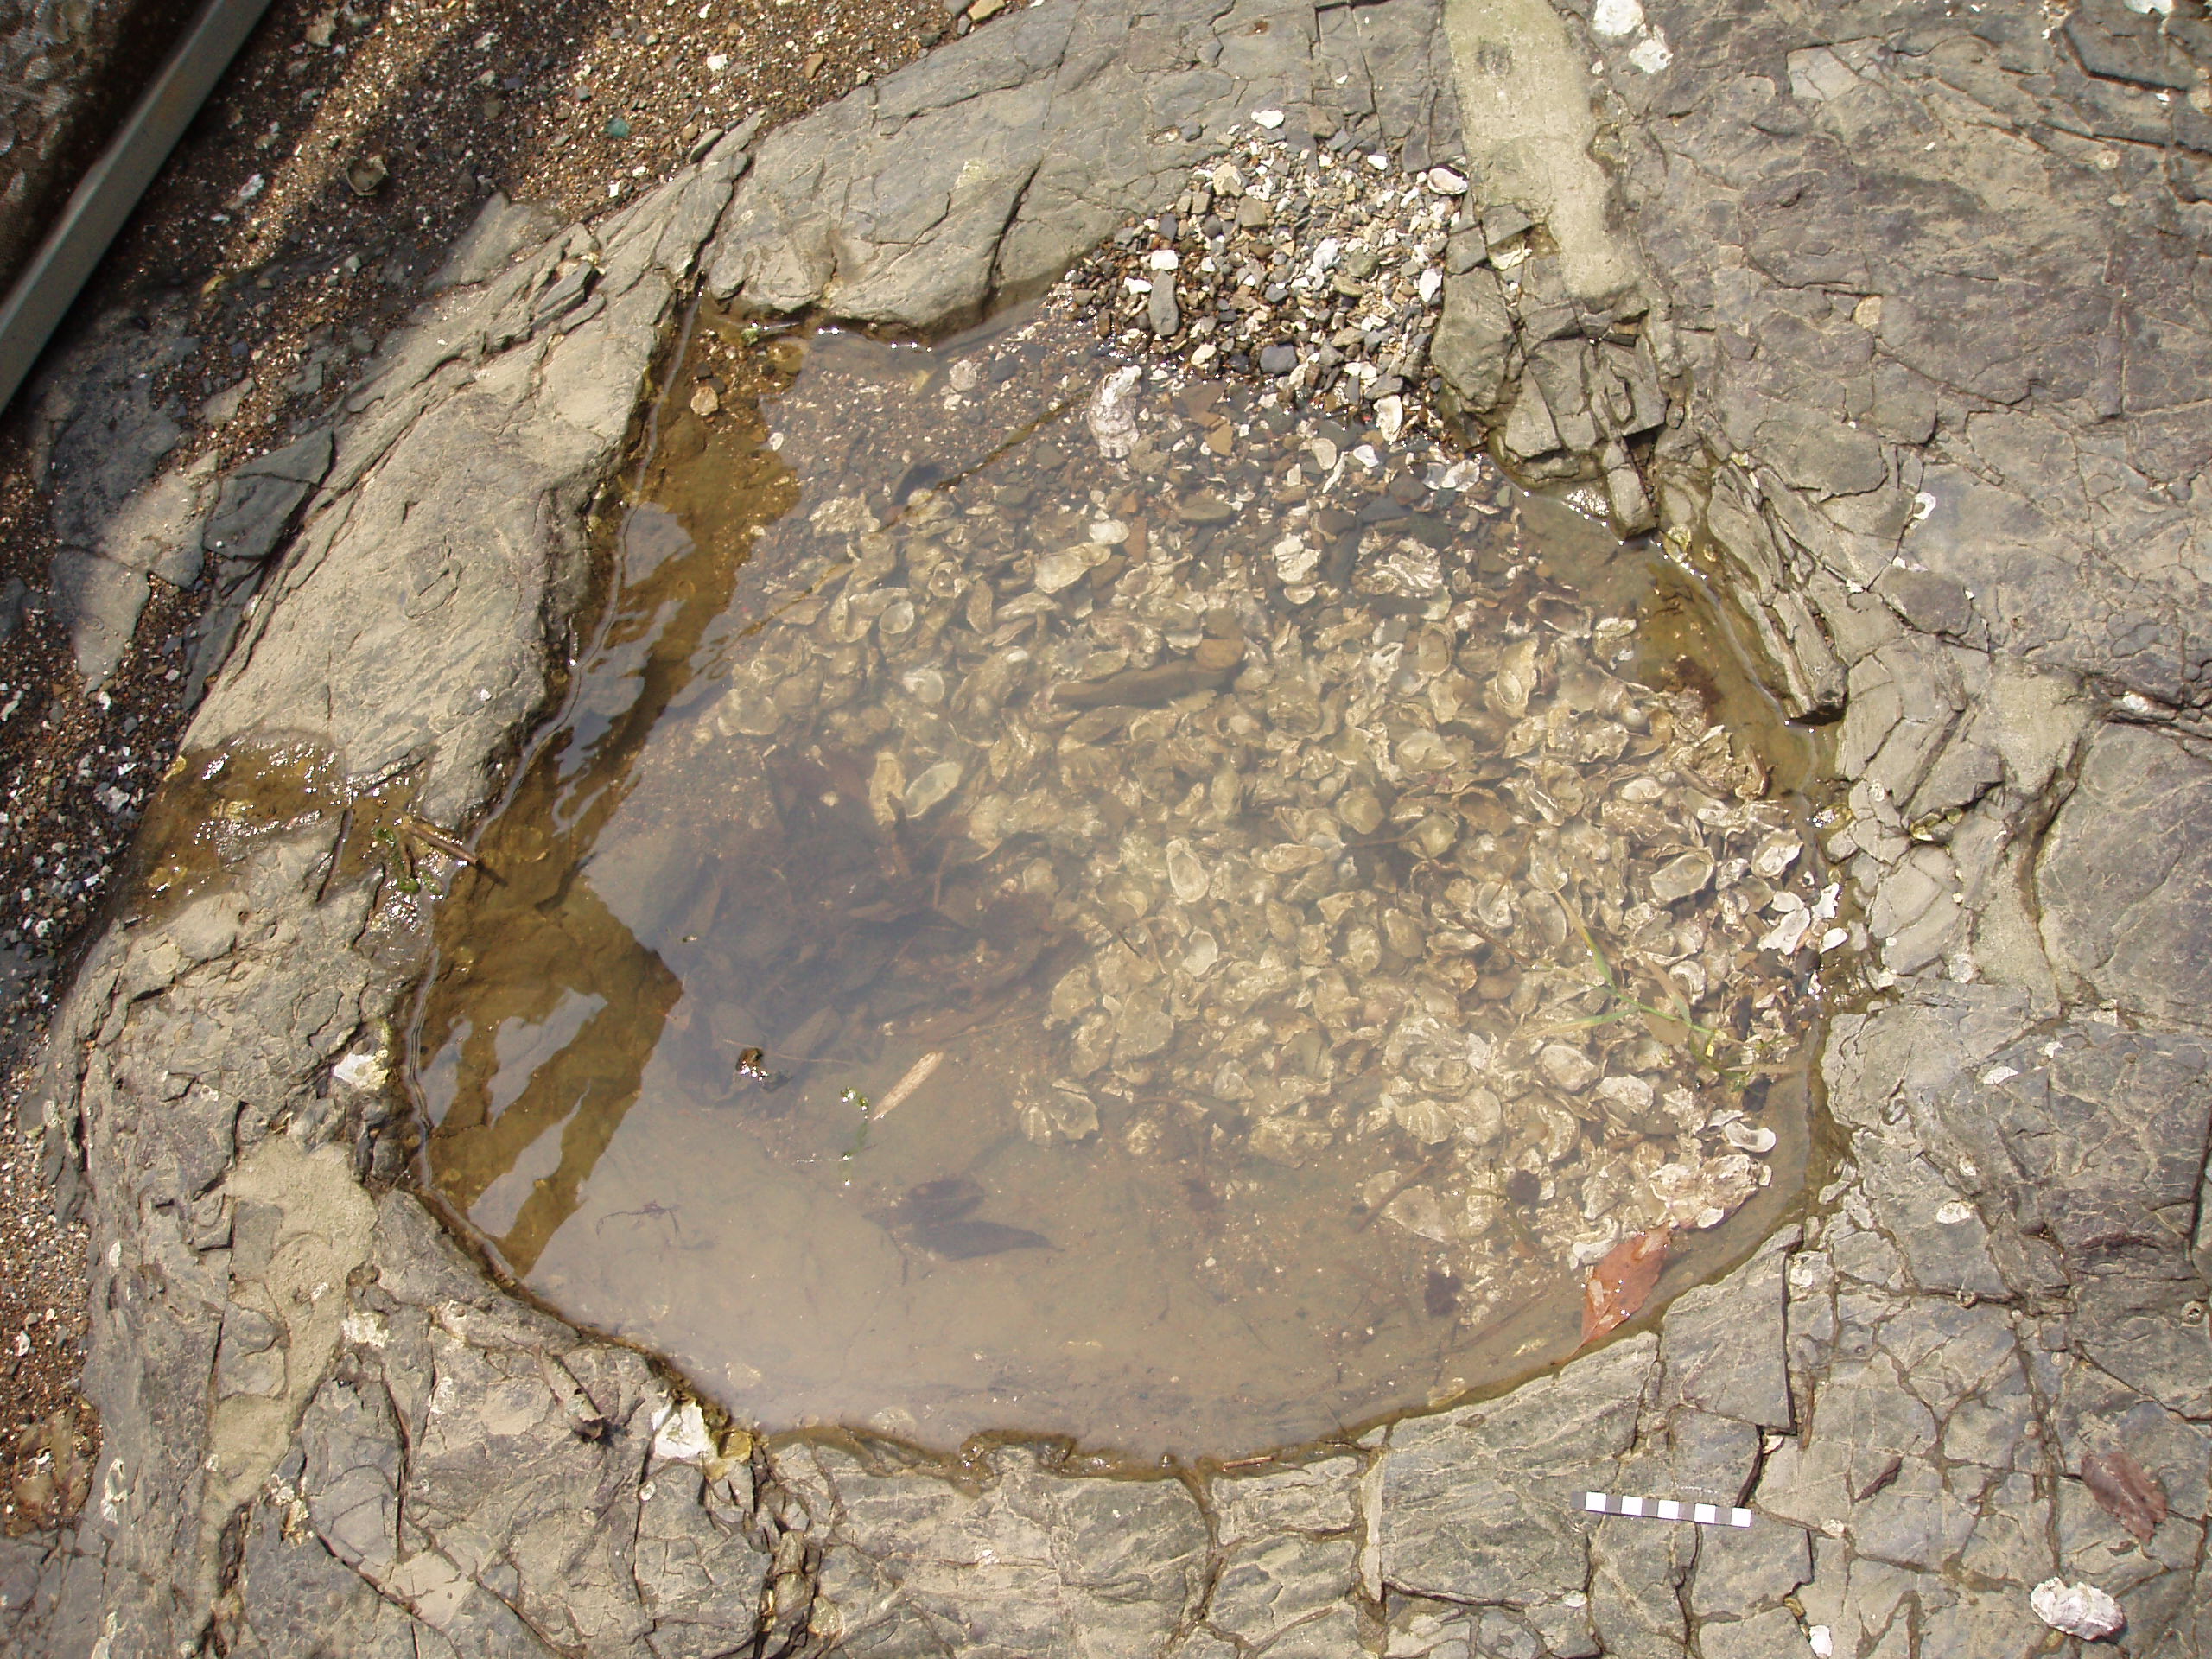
[2082,1448,2167,1543]
[1580,1226,1673,1346]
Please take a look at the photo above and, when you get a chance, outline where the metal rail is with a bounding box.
[0,0,276,417]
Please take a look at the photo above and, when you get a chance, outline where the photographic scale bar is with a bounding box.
[1581,1492,1753,1529]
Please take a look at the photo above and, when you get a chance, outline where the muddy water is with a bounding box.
[410,308,1825,1459]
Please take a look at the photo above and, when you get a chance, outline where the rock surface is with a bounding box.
[4,1,2210,1656]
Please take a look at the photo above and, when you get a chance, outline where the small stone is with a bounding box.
[200,377,252,426]
[1147,280,1181,338]
[690,384,720,418]
[1425,167,1468,194]
[1176,492,1236,526]
[344,154,389,195]
[1192,637,1243,672]
[1253,109,1286,129]
[604,115,632,138]
[1259,344,1298,375]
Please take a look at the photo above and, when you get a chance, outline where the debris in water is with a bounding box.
[734,1046,788,1091]
[909,1217,1054,1259]
[872,1177,986,1228]
[1580,1226,1671,1344]
[875,1050,945,1117]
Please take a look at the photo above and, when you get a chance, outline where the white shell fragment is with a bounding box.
[1034,547,1098,594]
[650,1400,715,1464]
[2030,1579,2124,1642]
[1650,851,1715,904]
[332,1050,390,1091]
[1166,839,1209,904]
[1721,1120,1778,1154]
[1750,830,1802,879]
[904,760,963,817]
[1085,365,1143,458]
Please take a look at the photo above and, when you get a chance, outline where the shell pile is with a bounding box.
[680,311,1824,1300]
[1058,120,1465,442]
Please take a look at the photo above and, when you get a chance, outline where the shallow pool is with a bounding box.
[411,303,1822,1459]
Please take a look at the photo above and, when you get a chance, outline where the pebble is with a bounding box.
[1147,281,1180,339]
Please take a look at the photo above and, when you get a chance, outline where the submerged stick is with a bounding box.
[874,1050,945,1118]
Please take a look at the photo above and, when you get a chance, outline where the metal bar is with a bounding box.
[0,0,277,418]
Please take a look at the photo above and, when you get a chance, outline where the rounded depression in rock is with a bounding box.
[410,302,1821,1459]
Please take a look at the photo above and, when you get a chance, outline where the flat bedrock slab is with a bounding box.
[1594,0,2212,715]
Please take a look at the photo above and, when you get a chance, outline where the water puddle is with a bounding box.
[127,740,459,923]
[410,306,1827,1459]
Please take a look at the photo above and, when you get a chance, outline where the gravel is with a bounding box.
[1060,124,1476,448]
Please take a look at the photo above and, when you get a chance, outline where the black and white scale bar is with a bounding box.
[1581,1492,1752,1529]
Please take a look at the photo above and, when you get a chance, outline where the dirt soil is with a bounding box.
[0,0,968,1536]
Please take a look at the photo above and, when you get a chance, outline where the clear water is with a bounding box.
[411,307,1820,1459]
